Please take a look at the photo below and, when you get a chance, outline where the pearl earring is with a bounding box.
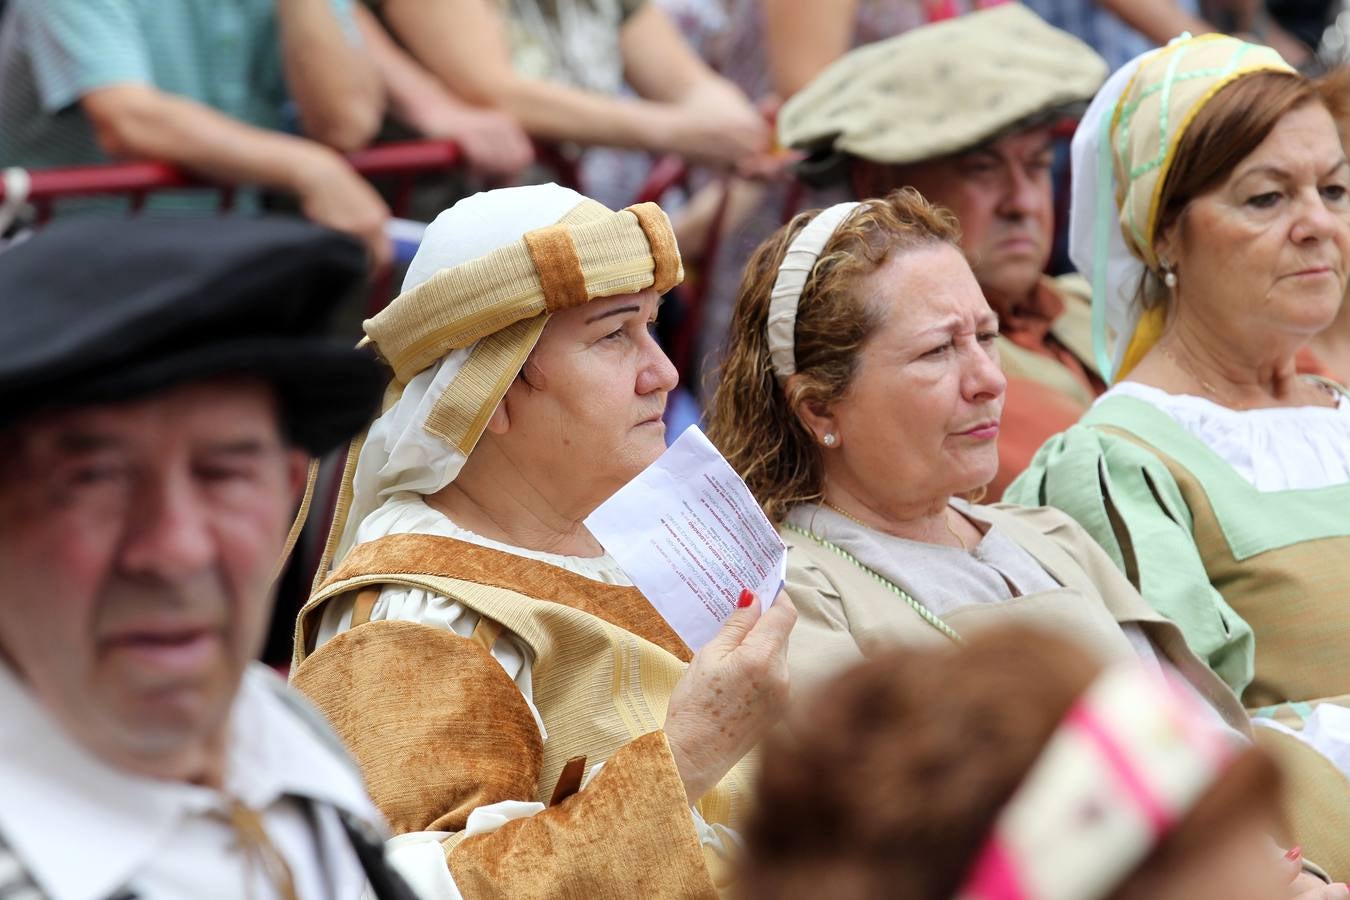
[1162,265,1177,289]
[822,433,837,447]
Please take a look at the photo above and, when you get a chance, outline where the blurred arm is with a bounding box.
[1094,0,1213,43]
[352,4,533,177]
[82,84,390,264]
[380,0,765,166]
[276,0,385,151]
[761,0,859,98]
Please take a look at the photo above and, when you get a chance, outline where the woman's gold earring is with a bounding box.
[822,433,837,447]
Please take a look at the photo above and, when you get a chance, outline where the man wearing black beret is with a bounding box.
[0,216,413,899]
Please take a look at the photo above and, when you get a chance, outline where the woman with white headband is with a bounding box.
[287,184,796,898]
[708,189,1234,703]
[743,626,1337,900]
[1004,37,1350,742]
[707,187,1350,882]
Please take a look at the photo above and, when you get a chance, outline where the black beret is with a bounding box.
[0,215,385,455]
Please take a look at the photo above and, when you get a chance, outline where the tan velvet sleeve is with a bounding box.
[292,619,719,898]
[1253,726,1350,883]
[447,731,718,899]
[290,620,544,833]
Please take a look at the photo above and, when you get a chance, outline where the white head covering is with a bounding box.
[1069,52,1152,382]
[321,184,684,572]
[1070,35,1294,382]
[339,186,585,563]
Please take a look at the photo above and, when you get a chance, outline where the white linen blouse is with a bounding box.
[0,664,381,900]
[1103,382,1350,492]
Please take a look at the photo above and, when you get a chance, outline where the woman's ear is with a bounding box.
[786,374,839,447]
[484,397,511,436]
[1154,218,1182,274]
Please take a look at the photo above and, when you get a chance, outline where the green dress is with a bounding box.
[1006,392,1350,709]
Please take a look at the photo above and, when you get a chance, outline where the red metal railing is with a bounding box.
[0,138,465,223]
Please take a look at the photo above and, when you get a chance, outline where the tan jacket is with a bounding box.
[782,502,1248,734]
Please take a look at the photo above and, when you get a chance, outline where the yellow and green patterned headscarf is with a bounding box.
[1071,34,1293,382]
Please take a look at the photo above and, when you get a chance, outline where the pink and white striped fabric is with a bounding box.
[954,665,1238,900]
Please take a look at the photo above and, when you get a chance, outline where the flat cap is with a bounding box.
[0,215,384,455]
[778,4,1107,176]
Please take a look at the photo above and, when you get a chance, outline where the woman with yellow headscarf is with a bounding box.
[1005,33,1350,851]
[286,185,796,898]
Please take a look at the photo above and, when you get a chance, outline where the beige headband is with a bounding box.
[765,202,861,380]
[312,195,685,589]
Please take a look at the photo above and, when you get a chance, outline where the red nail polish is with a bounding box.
[738,589,754,608]
[1285,846,1303,862]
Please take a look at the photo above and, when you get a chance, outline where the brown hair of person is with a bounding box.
[740,626,1282,900]
[1143,67,1350,307]
[706,188,961,523]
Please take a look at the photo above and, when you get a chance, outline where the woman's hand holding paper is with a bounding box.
[664,589,796,802]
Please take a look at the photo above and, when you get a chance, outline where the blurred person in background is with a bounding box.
[664,0,1001,393]
[777,5,1109,497]
[0,216,405,899]
[1025,0,1312,70]
[742,626,1345,900]
[0,0,393,266]
[352,5,535,183]
[363,0,771,208]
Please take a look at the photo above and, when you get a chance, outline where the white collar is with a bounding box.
[0,662,379,900]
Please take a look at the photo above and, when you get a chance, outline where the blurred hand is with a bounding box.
[413,102,534,181]
[662,85,772,170]
[295,149,392,270]
[664,589,796,802]
[734,147,803,181]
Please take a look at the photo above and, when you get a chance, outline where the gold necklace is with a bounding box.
[823,501,969,552]
[1160,346,1230,405]
[1158,347,1339,410]
[943,510,971,552]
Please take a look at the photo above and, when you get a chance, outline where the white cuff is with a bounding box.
[691,805,743,855]
[1254,705,1350,778]
[375,831,461,900]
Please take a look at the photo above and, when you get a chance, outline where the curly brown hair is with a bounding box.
[705,189,961,523]
[740,626,1282,900]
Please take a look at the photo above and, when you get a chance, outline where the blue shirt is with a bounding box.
[1021,0,1201,71]
[0,0,356,210]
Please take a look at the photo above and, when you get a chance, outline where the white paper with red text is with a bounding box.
[584,426,785,652]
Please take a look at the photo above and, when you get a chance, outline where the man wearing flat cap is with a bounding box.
[778,4,1109,497]
[0,217,413,899]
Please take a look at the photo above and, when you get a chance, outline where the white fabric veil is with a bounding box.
[336,184,587,562]
[1068,51,1151,384]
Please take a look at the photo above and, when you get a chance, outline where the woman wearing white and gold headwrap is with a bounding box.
[1005,34,1350,868]
[286,184,796,899]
